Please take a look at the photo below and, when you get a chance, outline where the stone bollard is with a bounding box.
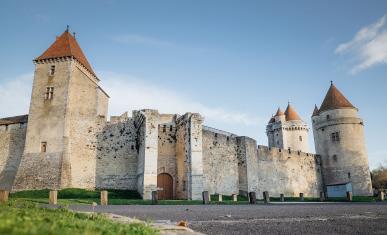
[218,194,222,202]
[232,194,237,202]
[49,190,57,205]
[100,190,108,205]
[151,191,158,205]
[263,191,270,203]
[248,192,256,204]
[346,191,353,202]
[202,191,210,204]
[0,190,9,203]
[378,191,384,202]
[299,193,304,202]
[319,191,325,202]
[280,193,285,202]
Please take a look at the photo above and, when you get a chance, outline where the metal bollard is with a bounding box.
[218,194,222,202]
[232,194,237,202]
[319,191,325,202]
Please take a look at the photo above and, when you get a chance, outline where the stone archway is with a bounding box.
[157,173,173,200]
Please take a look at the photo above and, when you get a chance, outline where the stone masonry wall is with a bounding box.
[255,145,323,198]
[202,127,239,195]
[0,124,27,190]
[95,117,138,190]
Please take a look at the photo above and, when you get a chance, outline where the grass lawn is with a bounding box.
[0,200,157,235]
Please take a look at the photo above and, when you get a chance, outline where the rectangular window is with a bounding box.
[45,87,54,100]
[331,132,340,142]
[182,180,186,191]
[49,65,55,76]
[41,142,47,153]
[299,136,302,141]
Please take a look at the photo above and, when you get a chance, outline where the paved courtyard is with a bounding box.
[71,202,387,234]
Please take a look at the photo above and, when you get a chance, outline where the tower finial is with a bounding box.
[66,25,69,32]
[73,32,76,39]
[330,80,333,85]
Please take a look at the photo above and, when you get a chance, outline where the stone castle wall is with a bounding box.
[202,126,239,195]
[255,145,323,198]
[0,123,27,190]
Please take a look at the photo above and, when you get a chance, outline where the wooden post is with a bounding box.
[232,194,237,202]
[151,191,158,205]
[319,191,325,202]
[100,190,108,205]
[202,191,210,204]
[299,193,304,202]
[0,190,9,203]
[378,191,385,201]
[263,191,270,203]
[249,192,256,204]
[218,194,222,202]
[346,191,353,202]
[280,193,285,202]
[49,190,57,205]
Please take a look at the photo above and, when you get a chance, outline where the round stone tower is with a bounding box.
[266,103,309,152]
[312,83,372,196]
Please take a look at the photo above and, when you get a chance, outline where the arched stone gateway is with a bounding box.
[157,173,173,200]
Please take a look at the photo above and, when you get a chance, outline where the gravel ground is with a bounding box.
[70,202,387,235]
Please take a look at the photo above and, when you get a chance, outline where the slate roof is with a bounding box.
[0,115,28,125]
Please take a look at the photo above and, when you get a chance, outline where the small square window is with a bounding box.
[41,142,47,153]
[331,132,340,142]
[299,136,302,141]
[49,65,55,76]
[45,87,54,100]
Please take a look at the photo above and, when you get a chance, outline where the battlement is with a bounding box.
[257,145,319,161]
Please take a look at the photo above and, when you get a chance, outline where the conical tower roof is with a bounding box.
[35,29,96,78]
[312,105,319,117]
[274,108,284,116]
[285,103,301,121]
[319,83,355,113]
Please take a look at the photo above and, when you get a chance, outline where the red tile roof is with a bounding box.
[35,30,96,77]
[319,84,355,113]
[285,104,301,121]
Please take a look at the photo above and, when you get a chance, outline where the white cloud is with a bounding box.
[100,71,262,126]
[0,74,32,117]
[335,14,387,74]
[0,72,261,128]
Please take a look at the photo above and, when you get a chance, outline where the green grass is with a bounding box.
[0,200,157,235]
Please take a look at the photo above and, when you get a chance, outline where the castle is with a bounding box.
[0,29,373,200]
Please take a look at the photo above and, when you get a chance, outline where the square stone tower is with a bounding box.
[13,28,109,190]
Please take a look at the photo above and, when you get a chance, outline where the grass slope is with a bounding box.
[0,201,157,235]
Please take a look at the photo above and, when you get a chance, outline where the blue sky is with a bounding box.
[0,0,387,168]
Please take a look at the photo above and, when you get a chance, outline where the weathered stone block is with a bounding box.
[49,190,57,205]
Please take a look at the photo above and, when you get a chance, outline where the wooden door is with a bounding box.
[157,173,173,200]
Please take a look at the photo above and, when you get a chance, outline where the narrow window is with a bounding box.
[326,115,330,120]
[214,133,218,138]
[45,87,54,100]
[299,136,302,141]
[331,132,340,142]
[131,145,134,150]
[348,172,351,179]
[226,136,230,142]
[162,125,166,133]
[49,65,55,76]
[41,142,47,153]
[333,154,337,162]
[169,125,173,132]
[183,180,186,191]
